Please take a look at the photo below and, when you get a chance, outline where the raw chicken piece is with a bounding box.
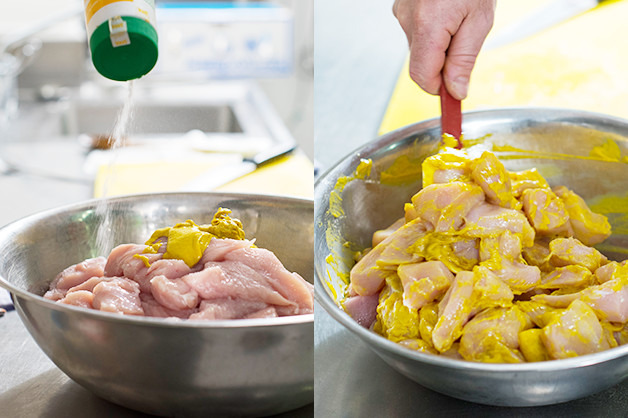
[350,218,430,296]
[595,261,628,284]
[519,328,551,362]
[531,291,580,309]
[398,261,454,310]
[520,188,570,235]
[479,232,541,294]
[224,247,314,314]
[538,265,594,290]
[105,244,163,283]
[509,168,551,198]
[189,299,271,320]
[421,148,473,187]
[373,276,420,342]
[44,257,107,300]
[409,232,476,273]
[579,275,628,323]
[406,181,485,231]
[372,218,404,247]
[459,307,530,363]
[342,294,380,328]
[150,275,199,311]
[521,238,552,272]
[140,293,195,319]
[419,302,438,348]
[471,151,518,209]
[451,238,480,266]
[134,259,197,293]
[398,338,438,354]
[541,300,610,359]
[471,266,514,314]
[432,271,475,352]
[183,262,294,307]
[199,238,255,264]
[548,237,607,272]
[517,300,560,328]
[92,278,144,315]
[554,186,611,245]
[245,306,278,319]
[464,203,535,247]
[595,262,620,284]
[59,290,94,309]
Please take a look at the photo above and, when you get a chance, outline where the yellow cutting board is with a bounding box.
[94,152,314,199]
[379,0,628,134]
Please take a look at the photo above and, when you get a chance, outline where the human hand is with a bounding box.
[393,0,496,100]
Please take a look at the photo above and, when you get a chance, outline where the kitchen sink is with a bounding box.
[6,81,293,147]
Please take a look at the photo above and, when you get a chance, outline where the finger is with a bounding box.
[408,24,452,95]
[443,9,494,100]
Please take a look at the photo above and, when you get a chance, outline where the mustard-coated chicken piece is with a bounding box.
[521,188,570,236]
[548,237,607,272]
[344,146,627,363]
[459,306,531,363]
[421,148,473,188]
[538,265,594,290]
[541,300,610,359]
[471,151,519,209]
[554,186,611,246]
[373,275,420,342]
[398,261,453,310]
[350,218,430,296]
[478,231,541,294]
[432,271,475,352]
[464,203,536,248]
[406,181,485,232]
[509,168,551,198]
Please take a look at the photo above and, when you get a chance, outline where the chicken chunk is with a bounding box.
[538,265,594,290]
[421,148,472,187]
[471,151,518,209]
[372,218,404,247]
[406,181,485,231]
[541,300,610,359]
[579,275,628,323]
[464,203,535,248]
[398,261,454,310]
[350,218,430,296]
[373,276,420,342]
[459,307,530,363]
[554,186,611,245]
[521,188,570,236]
[549,237,607,272]
[432,271,475,352]
[479,232,541,294]
[509,168,551,198]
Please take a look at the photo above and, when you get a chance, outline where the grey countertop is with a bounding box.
[313,0,628,416]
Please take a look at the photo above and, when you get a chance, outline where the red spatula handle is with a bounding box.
[439,82,463,149]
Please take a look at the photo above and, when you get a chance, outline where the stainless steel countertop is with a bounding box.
[313,0,628,416]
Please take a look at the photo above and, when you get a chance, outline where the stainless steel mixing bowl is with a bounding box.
[0,192,313,417]
[314,108,628,406]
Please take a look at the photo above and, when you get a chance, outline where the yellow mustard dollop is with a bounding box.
[138,208,245,268]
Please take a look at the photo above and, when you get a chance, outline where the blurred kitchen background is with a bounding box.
[0,0,313,225]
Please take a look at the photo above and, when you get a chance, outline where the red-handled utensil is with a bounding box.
[439,81,463,149]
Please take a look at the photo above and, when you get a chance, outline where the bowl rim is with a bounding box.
[0,191,314,328]
[314,106,628,371]
[315,105,628,186]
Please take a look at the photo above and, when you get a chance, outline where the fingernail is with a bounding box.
[451,77,469,100]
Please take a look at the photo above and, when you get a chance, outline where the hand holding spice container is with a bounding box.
[83,0,158,81]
